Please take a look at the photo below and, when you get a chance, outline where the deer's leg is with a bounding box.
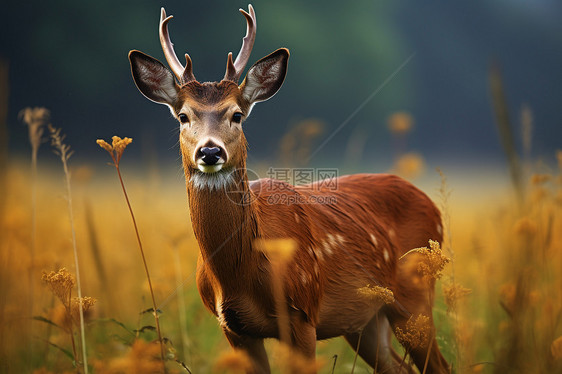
[344,310,412,374]
[387,252,449,373]
[386,304,449,374]
[223,330,271,374]
[285,313,317,373]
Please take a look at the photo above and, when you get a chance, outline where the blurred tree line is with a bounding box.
[1,0,561,169]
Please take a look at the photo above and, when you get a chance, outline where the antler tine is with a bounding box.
[159,8,195,84]
[224,4,256,82]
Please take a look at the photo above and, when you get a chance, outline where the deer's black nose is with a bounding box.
[198,147,222,165]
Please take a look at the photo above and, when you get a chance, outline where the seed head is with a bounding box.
[19,107,50,151]
[48,125,73,162]
[97,136,133,165]
[395,314,431,349]
[402,240,450,281]
[71,296,97,323]
[357,284,395,305]
[442,283,472,313]
[42,268,75,307]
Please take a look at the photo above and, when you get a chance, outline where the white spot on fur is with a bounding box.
[437,224,443,235]
[316,248,324,261]
[322,239,333,256]
[336,234,345,245]
[389,228,396,239]
[370,233,378,247]
[327,234,337,248]
[300,271,308,285]
[383,249,390,263]
[190,169,234,190]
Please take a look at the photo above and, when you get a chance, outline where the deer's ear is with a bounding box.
[129,50,179,106]
[240,48,289,104]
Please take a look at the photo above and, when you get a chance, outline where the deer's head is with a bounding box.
[129,5,289,182]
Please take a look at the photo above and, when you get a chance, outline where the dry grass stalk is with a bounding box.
[0,59,8,217]
[49,125,90,374]
[520,104,533,162]
[20,107,50,348]
[254,238,297,346]
[489,63,524,204]
[170,234,192,367]
[97,136,167,370]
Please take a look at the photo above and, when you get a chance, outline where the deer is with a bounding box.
[128,5,450,373]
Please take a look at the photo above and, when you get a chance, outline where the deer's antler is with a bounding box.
[223,5,256,82]
[159,8,196,84]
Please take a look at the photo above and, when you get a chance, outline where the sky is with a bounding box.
[1,0,561,173]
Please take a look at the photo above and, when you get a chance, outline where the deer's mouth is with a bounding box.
[197,159,225,173]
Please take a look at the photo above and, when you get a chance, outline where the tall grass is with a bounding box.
[0,85,560,373]
[49,125,89,374]
[97,136,167,371]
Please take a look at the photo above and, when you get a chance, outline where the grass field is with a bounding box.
[0,125,561,373]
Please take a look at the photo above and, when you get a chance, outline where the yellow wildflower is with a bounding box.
[401,240,450,281]
[442,283,472,312]
[97,136,133,165]
[395,314,431,349]
[357,284,395,305]
[41,268,75,306]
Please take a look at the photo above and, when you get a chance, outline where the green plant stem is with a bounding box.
[350,329,363,374]
[422,331,434,374]
[172,243,191,365]
[30,146,39,301]
[114,163,166,370]
[61,152,88,374]
[66,293,78,370]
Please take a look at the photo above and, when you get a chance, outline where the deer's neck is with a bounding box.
[186,167,261,289]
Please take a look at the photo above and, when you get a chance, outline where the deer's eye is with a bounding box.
[232,112,243,123]
[178,113,189,123]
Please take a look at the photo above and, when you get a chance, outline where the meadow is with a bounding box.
[0,109,561,374]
